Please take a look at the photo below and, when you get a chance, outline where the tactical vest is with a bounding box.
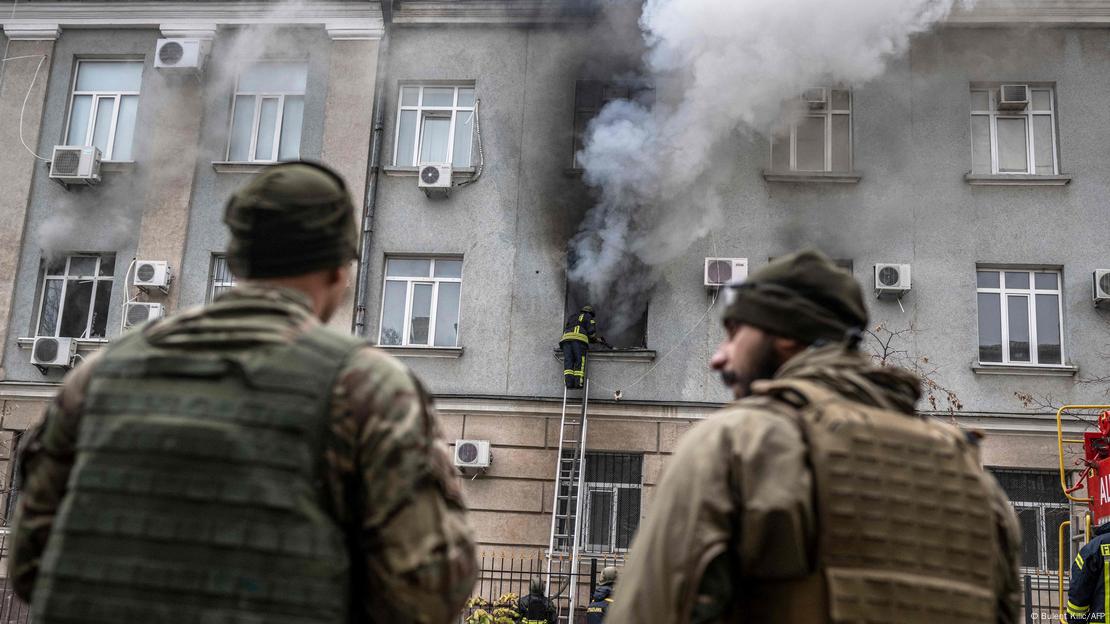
[737,379,997,624]
[31,323,365,624]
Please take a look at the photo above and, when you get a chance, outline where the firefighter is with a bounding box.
[586,566,618,624]
[1067,522,1110,623]
[559,305,609,389]
[605,249,1022,624]
[518,577,556,624]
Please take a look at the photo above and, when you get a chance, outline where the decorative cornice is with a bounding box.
[392,0,598,25]
[947,0,1110,26]
[325,21,384,41]
[2,23,60,40]
[160,23,218,40]
[0,2,383,34]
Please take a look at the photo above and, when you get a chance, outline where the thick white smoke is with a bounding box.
[570,0,973,339]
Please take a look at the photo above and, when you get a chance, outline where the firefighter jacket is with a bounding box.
[518,591,556,624]
[10,285,476,624]
[1068,523,1110,623]
[605,343,1022,624]
[587,584,614,624]
[561,310,599,345]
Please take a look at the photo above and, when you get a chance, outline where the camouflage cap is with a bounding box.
[223,161,357,279]
[722,249,867,346]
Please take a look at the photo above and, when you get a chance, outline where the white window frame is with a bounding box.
[35,254,115,339]
[970,86,1059,175]
[580,452,643,553]
[1012,500,1071,573]
[770,87,852,172]
[207,254,237,302]
[378,257,463,348]
[975,268,1065,366]
[64,59,143,162]
[391,84,475,167]
[225,61,307,163]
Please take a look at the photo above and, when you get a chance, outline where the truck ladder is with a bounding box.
[546,378,590,624]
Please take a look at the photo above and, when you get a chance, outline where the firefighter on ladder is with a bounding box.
[559,305,611,389]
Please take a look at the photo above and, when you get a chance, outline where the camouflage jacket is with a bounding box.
[10,285,477,623]
[606,344,1021,624]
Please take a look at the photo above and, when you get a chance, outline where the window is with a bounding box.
[989,469,1070,572]
[564,280,647,350]
[770,88,852,173]
[574,452,642,553]
[379,257,462,347]
[35,254,115,339]
[227,62,307,162]
[393,85,475,167]
[64,60,143,161]
[970,86,1058,175]
[208,255,237,302]
[572,80,655,169]
[976,268,1063,365]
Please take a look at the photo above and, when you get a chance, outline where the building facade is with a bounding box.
[0,0,1107,606]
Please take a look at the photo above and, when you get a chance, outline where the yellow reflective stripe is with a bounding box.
[604,598,613,603]
[1078,553,1086,570]
[1105,557,1109,624]
[1068,600,1090,614]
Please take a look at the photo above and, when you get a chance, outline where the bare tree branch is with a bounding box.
[864,322,963,416]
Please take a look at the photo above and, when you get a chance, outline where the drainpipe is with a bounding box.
[352,2,392,337]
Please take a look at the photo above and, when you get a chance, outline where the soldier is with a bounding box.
[606,250,1021,624]
[518,577,557,624]
[586,566,618,624]
[10,162,477,623]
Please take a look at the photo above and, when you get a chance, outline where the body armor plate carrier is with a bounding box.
[739,379,998,624]
[31,325,364,624]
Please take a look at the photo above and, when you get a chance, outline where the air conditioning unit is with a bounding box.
[454,439,491,471]
[30,336,76,371]
[154,38,207,71]
[418,163,452,194]
[133,260,171,291]
[704,258,749,287]
[998,84,1030,110]
[1094,270,1110,305]
[874,263,912,298]
[49,146,101,186]
[124,302,164,330]
[803,88,827,110]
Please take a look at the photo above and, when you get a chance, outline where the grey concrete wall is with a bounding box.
[367,23,1110,421]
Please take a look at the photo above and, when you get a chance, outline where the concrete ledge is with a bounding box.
[17,337,108,354]
[552,348,656,363]
[378,345,464,358]
[971,362,1078,377]
[964,173,1072,186]
[100,161,136,173]
[382,165,476,177]
[212,161,282,174]
[762,170,862,184]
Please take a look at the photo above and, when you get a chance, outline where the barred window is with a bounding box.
[574,451,643,553]
[990,468,1070,572]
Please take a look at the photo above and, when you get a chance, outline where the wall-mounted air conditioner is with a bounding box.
[998,84,1030,110]
[30,336,76,372]
[1094,270,1110,306]
[154,38,207,71]
[704,258,749,288]
[124,302,164,330]
[454,439,491,471]
[133,260,172,292]
[49,146,101,187]
[418,163,452,196]
[874,263,912,298]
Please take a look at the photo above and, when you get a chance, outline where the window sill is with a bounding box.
[964,173,1072,186]
[378,345,464,358]
[971,362,1078,377]
[100,161,136,173]
[761,170,862,184]
[212,161,282,174]
[383,165,476,178]
[17,337,109,353]
[553,348,657,363]
[563,167,584,178]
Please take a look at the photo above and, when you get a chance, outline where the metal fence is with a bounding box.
[0,531,29,624]
[1024,573,1066,624]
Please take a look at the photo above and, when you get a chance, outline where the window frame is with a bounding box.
[64,59,143,162]
[579,452,643,554]
[970,85,1059,176]
[207,254,237,303]
[769,87,853,173]
[975,268,1065,367]
[391,84,475,167]
[377,256,464,348]
[572,80,656,169]
[225,61,308,163]
[34,253,115,340]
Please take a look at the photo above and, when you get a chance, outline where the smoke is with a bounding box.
[570,0,973,338]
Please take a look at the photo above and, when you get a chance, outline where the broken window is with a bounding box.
[770,87,852,173]
[227,62,307,163]
[572,79,655,169]
[35,253,116,339]
[65,60,143,161]
[378,257,463,348]
[564,278,648,350]
[207,254,237,302]
[970,85,1058,175]
[392,85,475,167]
